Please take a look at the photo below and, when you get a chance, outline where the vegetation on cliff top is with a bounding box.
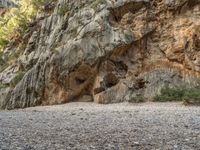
[0,0,52,51]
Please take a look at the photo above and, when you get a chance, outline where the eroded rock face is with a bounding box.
[1,0,200,109]
[0,0,16,8]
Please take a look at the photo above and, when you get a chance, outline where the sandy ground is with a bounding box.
[0,102,200,150]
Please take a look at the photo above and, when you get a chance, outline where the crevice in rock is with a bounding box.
[187,0,199,8]
[60,63,97,103]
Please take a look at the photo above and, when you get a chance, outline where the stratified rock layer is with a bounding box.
[1,0,200,109]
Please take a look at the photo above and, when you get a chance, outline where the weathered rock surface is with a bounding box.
[0,0,16,8]
[1,0,200,109]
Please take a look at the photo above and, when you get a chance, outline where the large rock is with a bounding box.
[1,0,200,109]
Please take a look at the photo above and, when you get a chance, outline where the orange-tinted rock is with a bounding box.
[2,0,200,109]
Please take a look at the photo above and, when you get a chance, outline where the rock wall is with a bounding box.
[1,0,200,109]
[0,0,16,7]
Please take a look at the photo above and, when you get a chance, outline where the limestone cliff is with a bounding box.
[0,0,16,8]
[1,0,200,109]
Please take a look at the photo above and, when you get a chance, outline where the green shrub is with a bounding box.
[91,0,106,10]
[0,39,9,49]
[154,86,200,102]
[10,71,25,87]
[128,94,145,103]
[0,51,9,71]
[154,86,185,102]
[58,3,69,16]
[31,0,50,10]
[0,83,9,89]
[183,86,200,102]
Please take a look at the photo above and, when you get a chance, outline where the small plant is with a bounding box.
[0,83,9,89]
[0,51,4,58]
[91,0,106,10]
[18,43,26,52]
[0,39,9,50]
[0,51,9,71]
[154,86,200,103]
[128,94,145,103]
[10,71,25,87]
[183,86,200,102]
[31,0,50,10]
[58,3,69,16]
[154,86,185,102]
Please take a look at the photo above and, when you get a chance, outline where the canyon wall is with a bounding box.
[1,0,200,109]
[0,0,16,7]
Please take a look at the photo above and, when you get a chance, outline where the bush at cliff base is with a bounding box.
[154,86,200,104]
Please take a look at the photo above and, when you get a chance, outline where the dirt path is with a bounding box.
[0,102,200,150]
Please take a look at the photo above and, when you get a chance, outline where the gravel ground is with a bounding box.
[0,102,200,150]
